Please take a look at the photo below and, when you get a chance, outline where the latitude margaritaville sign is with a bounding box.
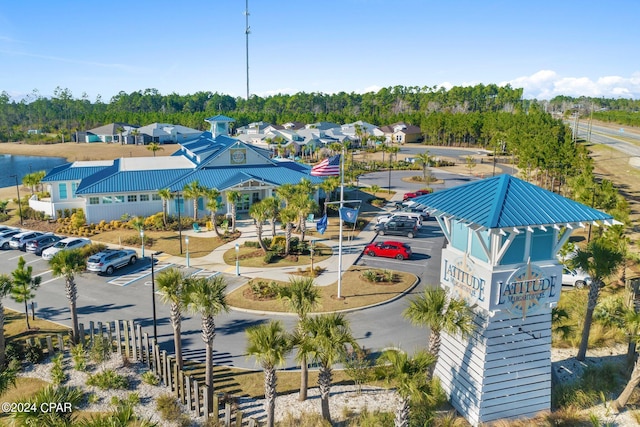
[441,249,559,318]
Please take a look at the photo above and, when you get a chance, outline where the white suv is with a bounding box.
[562,267,591,289]
[42,237,91,260]
[376,212,423,228]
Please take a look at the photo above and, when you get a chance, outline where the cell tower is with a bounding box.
[245,0,250,100]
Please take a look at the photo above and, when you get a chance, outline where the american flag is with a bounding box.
[310,154,341,177]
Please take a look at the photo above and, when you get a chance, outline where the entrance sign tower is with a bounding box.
[414,175,615,425]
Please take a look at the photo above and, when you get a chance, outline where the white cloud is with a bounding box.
[506,70,640,99]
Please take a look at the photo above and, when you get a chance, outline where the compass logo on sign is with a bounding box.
[498,262,558,318]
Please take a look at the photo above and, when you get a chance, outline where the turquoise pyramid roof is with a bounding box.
[413,174,613,229]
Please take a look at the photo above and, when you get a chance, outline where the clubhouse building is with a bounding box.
[30,115,325,223]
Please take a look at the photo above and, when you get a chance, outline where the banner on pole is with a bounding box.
[339,207,359,223]
[316,214,328,235]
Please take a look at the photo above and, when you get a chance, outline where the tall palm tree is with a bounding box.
[378,349,442,427]
[0,274,13,367]
[403,287,474,373]
[116,126,125,145]
[146,142,164,157]
[572,239,624,361]
[249,200,270,253]
[158,188,173,228]
[302,313,357,423]
[130,128,140,145]
[275,183,297,208]
[205,188,222,238]
[246,320,291,427]
[280,207,298,256]
[612,309,640,411]
[278,277,320,401]
[10,257,41,330]
[292,192,318,242]
[225,190,242,233]
[319,177,339,213]
[22,173,39,195]
[49,249,86,344]
[261,196,280,238]
[184,275,229,412]
[156,268,187,370]
[183,181,206,221]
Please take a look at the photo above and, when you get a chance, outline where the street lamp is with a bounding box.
[185,235,190,268]
[176,191,183,254]
[140,230,145,258]
[9,175,23,226]
[150,251,163,342]
[235,243,240,276]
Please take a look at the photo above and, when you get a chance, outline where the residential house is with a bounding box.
[85,123,138,144]
[379,122,423,144]
[135,123,203,144]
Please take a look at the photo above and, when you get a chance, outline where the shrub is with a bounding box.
[156,393,183,422]
[361,269,381,283]
[244,240,260,248]
[264,251,277,264]
[87,369,129,390]
[24,342,43,364]
[141,370,160,386]
[270,235,286,253]
[50,353,66,385]
[89,335,111,364]
[5,342,24,362]
[250,280,279,299]
[70,343,87,371]
[80,243,107,258]
[87,392,100,404]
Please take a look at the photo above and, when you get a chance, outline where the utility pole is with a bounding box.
[245,0,250,100]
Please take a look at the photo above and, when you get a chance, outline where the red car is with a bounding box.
[364,241,412,260]
[403,189,432,201]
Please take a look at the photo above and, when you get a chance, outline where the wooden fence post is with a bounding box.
[89,321,95,344]
[130,321,137,361]
[97,321,103,340]
[236,411,243,427]
[248,417,258,427]
[107,321,114,349]
[115,320,122,354]
[213,393,219,421]
[162,350,169,386]
[225,404,231,426]
[193,379,202,417]
[123,321,130,358]
[143,333,151,368]
[185,375,192,411]
[136,324,143,362]
[78,322,85,345]
[166,355,173,391]
[46,336,54,355]
[203,386,209,422]
[153,340,161,377]
[57,333,64,352]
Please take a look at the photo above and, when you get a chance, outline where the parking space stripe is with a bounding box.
[189,269,220,279]
[107,261,173,287]
[34,269,52,277]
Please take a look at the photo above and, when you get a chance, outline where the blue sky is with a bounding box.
[1,0,639,102]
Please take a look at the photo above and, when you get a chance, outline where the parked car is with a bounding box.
[403,189,432,201]
[87,249,138,275]
[42,237,91,260]
[0,229,23,249]
[374,219,419,238]
[397,206,430,220]
[562,267,591,288]
[376,212,423,227]
[9,231,44,251]
[25,234,62,256]
[364,241,412,260]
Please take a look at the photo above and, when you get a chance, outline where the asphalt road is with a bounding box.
[574,121,640,157]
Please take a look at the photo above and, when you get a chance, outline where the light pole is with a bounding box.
[150,251,163,343]
[177,191,183,254]
[185,235,190,267]
[9,175,23,226]
[235,243,240,276]
[387,149,392,194]
[140,230,145,258]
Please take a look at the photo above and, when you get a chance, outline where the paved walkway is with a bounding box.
[158,193,405,287]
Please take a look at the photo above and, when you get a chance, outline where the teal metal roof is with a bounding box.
[205,114,235,122]
[412,174,613,228]
[42,163,113,182]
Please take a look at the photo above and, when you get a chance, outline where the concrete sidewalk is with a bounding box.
[158,193,405,286]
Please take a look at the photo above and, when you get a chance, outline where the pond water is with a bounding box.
[0,154,67,188]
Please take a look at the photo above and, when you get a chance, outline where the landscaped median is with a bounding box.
[225,266,418,313]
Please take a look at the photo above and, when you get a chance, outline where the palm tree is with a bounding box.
[278,277,320,401]
[0,274,13,367]
[612,309,640,411]
[302,313,357,423]
[22,173,39,195]
[130,128,140,145]
[249,200,270,253]
[10,257,41,330]
[572,239,624,361]
[205,188,222,238]
[378,349,442,427]
[146,142,164,157]
[183,180,206,221]
[0,360,18,395]
[403,287,474,373]
[11,385,84,426]
[158,188,173,228]
[226,190,242,233]
[292,192,318,242]
[49,249,86,344]
[156,268,187,370]
[319,177,339,212]
[184,275,229,412]
[116,126,125,145]
[280,207,298,256]
[261,196,280,238]
[275,183,297,208]
[246,320,291,427]
[415,151,433,184]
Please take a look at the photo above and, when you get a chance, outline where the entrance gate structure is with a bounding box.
[413,175,615,425]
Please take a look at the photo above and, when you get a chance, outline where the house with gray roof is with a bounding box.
[136,123,203,144]
[30,115,325,223]
[85,123,138,144]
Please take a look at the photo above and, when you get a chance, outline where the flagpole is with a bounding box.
[337,146,345,300]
